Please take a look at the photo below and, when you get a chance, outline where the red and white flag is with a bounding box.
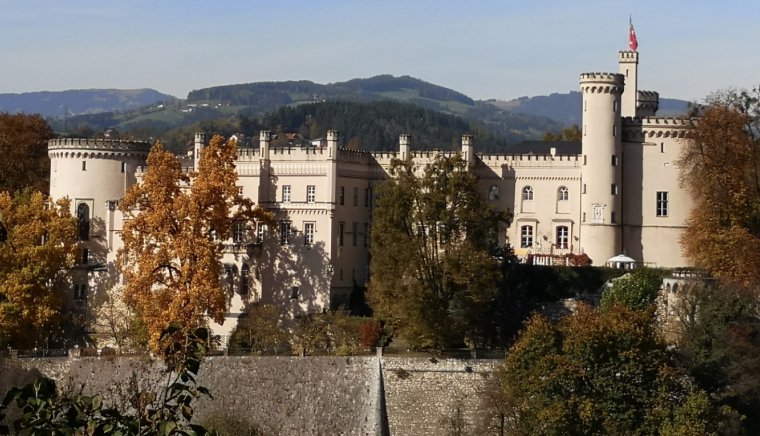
[628,17,638,51]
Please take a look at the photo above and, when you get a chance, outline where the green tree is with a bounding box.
[494,303,741,436]
[367,155,510,349]
[229,304,288,354]
[541,124,582,141]
[675,282,760,434]
[0,113,53,194]
[0,190,77,348]
[599,267,663,311]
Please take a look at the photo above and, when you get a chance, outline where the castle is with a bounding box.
[48,48,692,338]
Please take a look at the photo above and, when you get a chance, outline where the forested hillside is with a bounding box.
[118,100,516,154]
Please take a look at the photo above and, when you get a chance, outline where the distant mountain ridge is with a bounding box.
[486,92,690,126]
[0,88,176,117]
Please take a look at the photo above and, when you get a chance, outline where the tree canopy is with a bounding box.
[367,154,510,349]
[677,90,760,290]
[493,303,741,436]
[0,190,77,348]
[0,112,53,194]
[116,136,272,352]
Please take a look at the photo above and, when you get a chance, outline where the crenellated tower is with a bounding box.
[618,51,638,117]
[579,72,625,264]
[193,132,207,170]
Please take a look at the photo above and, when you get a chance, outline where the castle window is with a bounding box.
[489,185,500,201]
[583,125,586,136]
[582,212,586,222]
[339,186,345,205]
[279,222,291,245]
[522,186,534,201]
[256,224,264,244]
[80,248,89,265]
[121,162,126,173]
[74,284,88,301]
[593,205,604,223]
[611,212,617,223]
[364,188,369,207]
[363,223,369,247]
[291,286,299,299]
[613,101,618,112]
[282,185,291,203]
[340,269,344,281]
[338,223,344,246]
[304,222,315,245]
[656,191,669,217]
[583,184,586,194]
[556,226,569,249]
[611,155,618,166]
[520,225,534,248]
[307,185,315,203]
[224,265,235,293]
[611,184,618,195]
[353,187,359,206]
[54,161,57,172]
[240,264,249,295]
[584,100,587,112]
[237,186,244,197]
[557,186,569,201]
[232,221,244,243]
[368,187,373,208]
[613,125,617,137]
[660,142,664,153]
[77,203,90,241]
[352,222,358,246]
[82,161,87,171]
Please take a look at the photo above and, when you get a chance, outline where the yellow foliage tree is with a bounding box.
[0,190,77,348]
[117,136,272,352]
[677,90,760,290]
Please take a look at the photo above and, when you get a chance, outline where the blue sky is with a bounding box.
[2,1,757,102]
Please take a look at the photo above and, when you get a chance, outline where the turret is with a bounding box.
[399,134,411,160]
[636,90,659,117]
[259,130,271,161]
[193,132,207,170]
[461,134,474,167]
[579,72,625,264]
[327,130,339,159]
[618,51,638,117]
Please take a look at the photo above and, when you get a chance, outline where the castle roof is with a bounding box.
[505,141,581,156]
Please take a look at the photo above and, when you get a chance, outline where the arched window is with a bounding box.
[522,186,534,201]
[240,264,249,295]
[557,186,569,201]
[77,203,90,241]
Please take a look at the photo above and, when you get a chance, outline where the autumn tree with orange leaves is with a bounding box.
[0,112,54,194]
[0,190,77,348]
[677,90,760,291]
[117,135,272,352]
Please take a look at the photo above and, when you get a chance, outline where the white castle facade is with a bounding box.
[48,49,692,337]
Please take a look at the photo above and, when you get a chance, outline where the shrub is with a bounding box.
[359,320,383,348]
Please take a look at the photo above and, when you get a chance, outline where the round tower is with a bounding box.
[49,138,151,259]
[579,72,625,265]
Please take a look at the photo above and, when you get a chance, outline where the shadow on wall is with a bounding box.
[243,221,333,325]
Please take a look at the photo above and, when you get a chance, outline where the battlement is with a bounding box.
[234,148,262,162]
[618,50,639,62]
[579,73,624,94]
[579,72,625,83]
[48,138,152,152]
[637,90,659,103]
[622,116,693,140]
[622,116,692,126]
